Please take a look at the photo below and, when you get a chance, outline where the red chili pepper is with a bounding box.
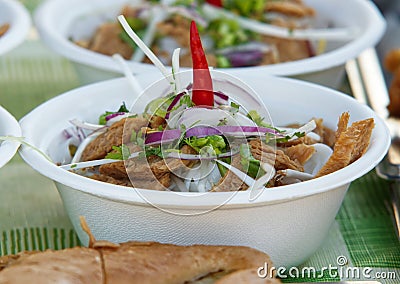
[206,0,223,7]
[190,21,214,107]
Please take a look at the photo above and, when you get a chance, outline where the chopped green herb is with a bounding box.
[208,18,251,49]
[230,101,240,110]
[216,55,231,68]
[240,143,264,178]
[105,144,131,160]
[185,135,226,155]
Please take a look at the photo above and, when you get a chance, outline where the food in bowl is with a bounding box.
[61,21,375,193]
[19,18,390,268]
[72,0,324,68]
[62,98,374,192]
[18,69,390,268]
[0,218,281,283]
[35,0,386,87]
[0,22,9,37]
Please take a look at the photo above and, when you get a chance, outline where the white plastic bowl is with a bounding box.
[0,0,31,56]
[0,106,21,168]
[19,73,390,267]
[34,0,385,88]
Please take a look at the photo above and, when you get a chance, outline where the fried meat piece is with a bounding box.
[81,116,148,161]
[0,23,10,37]
[335,112,349,142]
[265,1,315,18]
[384,48,400,73]
[212,156,249,192]
[284,144,315,165]
[88,22,133,59]
[263,37,312,63]
[384,49,400,117]
[312,118,336,148]
[388,68,400,117]
[93,145,196,189]
[249,139,303,171]
[315,117,374,178]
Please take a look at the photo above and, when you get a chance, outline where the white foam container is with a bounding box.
[0,0,31,56]
[34,0,386,88]
[19,72,390,267]
[0,106,21,168]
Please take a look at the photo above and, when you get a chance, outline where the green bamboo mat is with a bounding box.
[0,25,399,284]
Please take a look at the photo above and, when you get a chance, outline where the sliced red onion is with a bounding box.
[145,129,181,145]
[105,112,127,121]
[214,96,228,105]
[145,125,283,145]
[165,90,230,118]
[224,50,264,67]
[165,91,187,119]
[217,42,272,54]
[166,150,238,160]
[69,119,104,131]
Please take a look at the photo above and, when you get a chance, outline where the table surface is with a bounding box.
[0,2,400,283]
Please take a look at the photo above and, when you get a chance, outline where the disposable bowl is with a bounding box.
[34,0,385,88]
[19,72,390,267]
[0,106,21,168]
[0,0,31,56]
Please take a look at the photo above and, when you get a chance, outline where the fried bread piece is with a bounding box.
[0,217,280,283]
[0,247,103,284]
[100,241,274,284]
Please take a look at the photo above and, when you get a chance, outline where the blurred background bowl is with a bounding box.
[34,0,385,88]
[0,105,21,168]
[0,0,31,56]
[19,71,390,267]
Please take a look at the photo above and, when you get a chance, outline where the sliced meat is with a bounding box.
[81,116,148,161]
[212,156,249,192]
[265,1,315,18]
[335,112,350,143]
[284,144,315,165]
[249,139,303,171]
[263,37,312,63]
[88,22,133,59]
[93,145,196,190]
[0,23,10,37]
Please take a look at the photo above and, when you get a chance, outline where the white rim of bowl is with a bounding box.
[0,106,22,168]
[18,76,391,209]
[0,0,31,56]
[33,0,386,76]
